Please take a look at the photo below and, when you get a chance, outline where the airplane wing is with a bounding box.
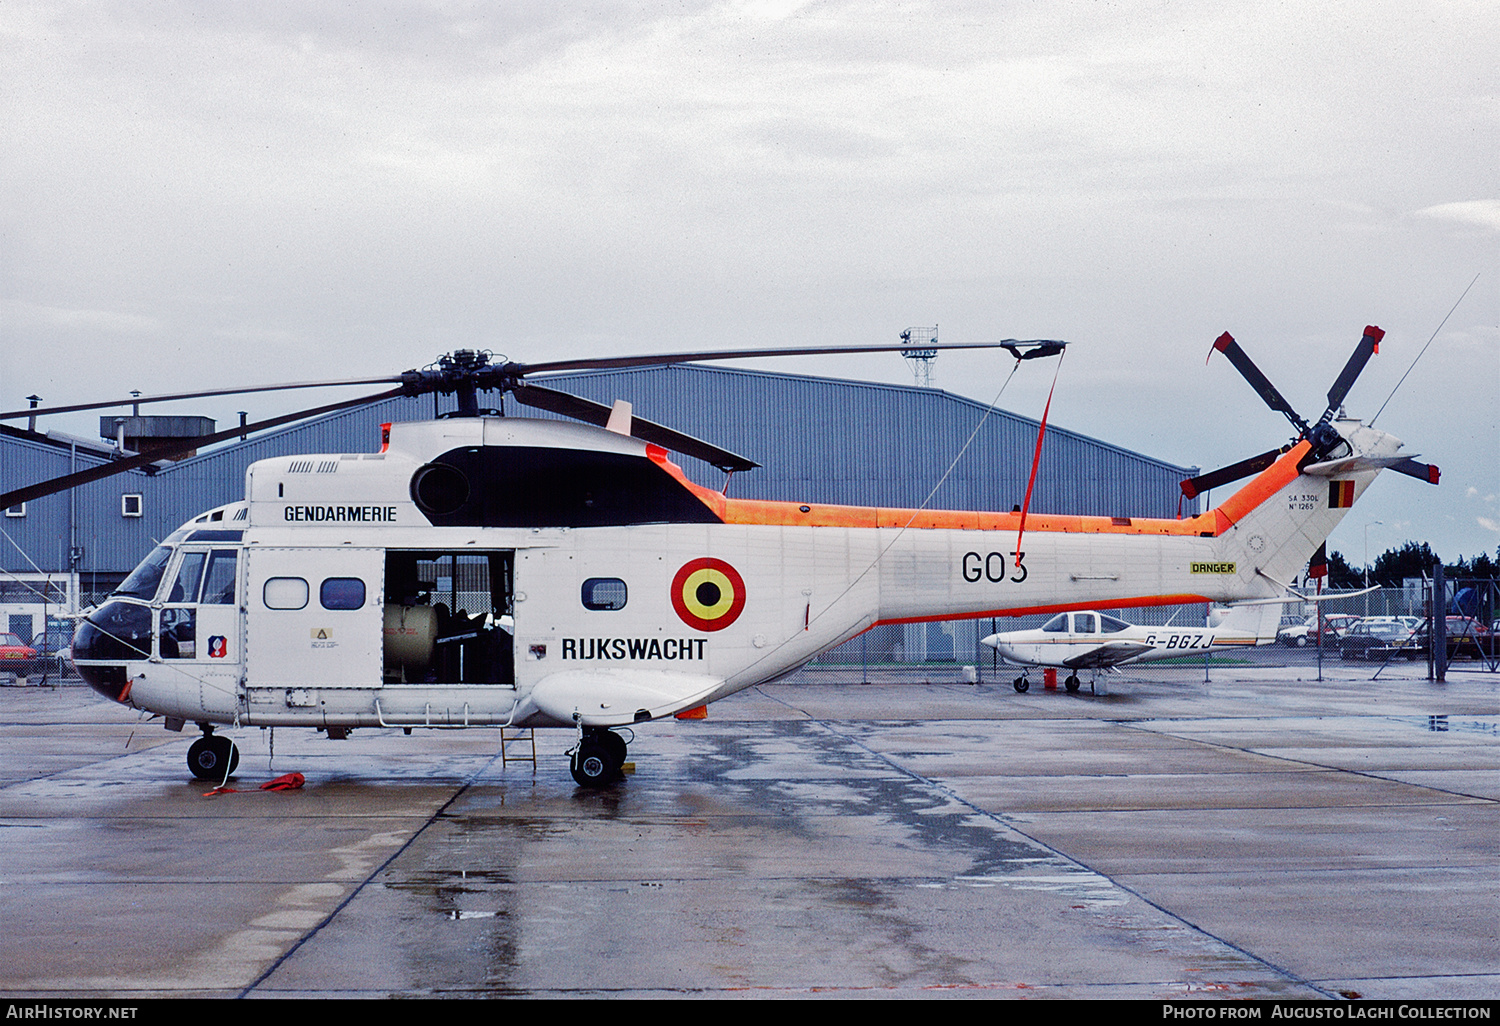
[1060,641,1157,669]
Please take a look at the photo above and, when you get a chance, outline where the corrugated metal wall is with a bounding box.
[1,365,1197,579]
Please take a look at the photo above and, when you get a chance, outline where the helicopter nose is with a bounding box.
[72,600,152,702]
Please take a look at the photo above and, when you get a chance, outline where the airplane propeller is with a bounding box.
[1180,326,1439,499]
[2,338,1065,509]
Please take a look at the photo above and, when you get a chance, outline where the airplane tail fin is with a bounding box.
[1213,601,1283,644]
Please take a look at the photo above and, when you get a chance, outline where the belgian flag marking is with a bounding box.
[1329,480,1355,508]
[672,558,746,632]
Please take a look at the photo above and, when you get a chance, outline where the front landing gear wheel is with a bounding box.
[1012,676,1030,694]
[188,734,239,781]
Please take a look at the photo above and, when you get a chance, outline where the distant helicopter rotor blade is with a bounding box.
[1207,332,1309,434]
[1179,447,1289,499]
[510,383,760,474]
[0,388,405,510]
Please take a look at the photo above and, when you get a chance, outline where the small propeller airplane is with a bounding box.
[980,602,1282,694]
[0,326,1438,786]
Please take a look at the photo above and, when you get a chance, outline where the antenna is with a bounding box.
[901,326,939,388]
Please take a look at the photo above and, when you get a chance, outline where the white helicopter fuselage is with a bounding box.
[75,414,1400,735]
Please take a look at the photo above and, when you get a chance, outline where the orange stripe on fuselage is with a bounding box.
[650,439,1313,538]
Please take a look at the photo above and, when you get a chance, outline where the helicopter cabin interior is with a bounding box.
[382,550,515,686]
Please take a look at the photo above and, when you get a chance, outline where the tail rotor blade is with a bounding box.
[1180,446,1289,499]
[1322,325,1383,419]
[1208,333,1308,433]
[1390,457,1440,485]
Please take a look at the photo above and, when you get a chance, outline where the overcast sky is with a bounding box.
[3,0,1497,568]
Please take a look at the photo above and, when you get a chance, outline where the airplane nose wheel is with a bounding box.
[187,730,239,781]
[1012,675,1030,693]
[570,729,626,788]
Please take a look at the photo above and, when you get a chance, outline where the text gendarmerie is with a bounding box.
[562,638,707,661]
[283,505,398,523]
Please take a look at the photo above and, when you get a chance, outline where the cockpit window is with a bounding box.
[168,552,206,603]
[114,546,173,600]
[1075,614,1097,634]
[1041,614,1068,633]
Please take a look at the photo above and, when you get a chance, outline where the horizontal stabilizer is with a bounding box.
[1302,452,1414,476]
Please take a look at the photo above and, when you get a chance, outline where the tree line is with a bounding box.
[1323,542,1499,589]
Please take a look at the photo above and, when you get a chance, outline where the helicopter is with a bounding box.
[1,328,1437,786]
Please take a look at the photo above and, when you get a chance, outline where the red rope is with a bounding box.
[1015,349,1065,566]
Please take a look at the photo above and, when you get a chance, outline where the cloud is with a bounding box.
[1414,200,1500,232]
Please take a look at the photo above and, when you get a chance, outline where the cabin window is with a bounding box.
[1075,614,1097,634]
[201,551,238,604]
[320,578,366,611]
[1098,614,1130,634]
[264,577,309,610]
[581,578,628,611]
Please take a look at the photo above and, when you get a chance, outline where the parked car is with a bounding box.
[1443,616,1493,659]
[31,625,77,678]
[1340,620,1427,661]
[0,633,39,679]
[1277,615,1315,647]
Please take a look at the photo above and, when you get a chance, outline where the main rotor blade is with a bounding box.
[1322,325,1383,419]
[0,375,406,422]
[1208,333,1308,433]
[0,388,405,509]
[1179,446,1289,499]
[515,339,1062,377]
[510,383,760,474]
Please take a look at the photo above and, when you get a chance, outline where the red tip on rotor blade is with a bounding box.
[1428,464,1441,484]
[1364,325,1384,352]
[1209,332,1234,363]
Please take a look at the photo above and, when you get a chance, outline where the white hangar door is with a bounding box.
[245,547,384,687]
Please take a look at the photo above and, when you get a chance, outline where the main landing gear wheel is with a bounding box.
[1064,674,1081,693]
[570,729,626,788]
[187,732,239,781]
[1012,676,1030,694]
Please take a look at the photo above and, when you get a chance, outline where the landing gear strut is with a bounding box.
[1012,673,1030,693]
[187,727,239,781]
[569,728,627,788]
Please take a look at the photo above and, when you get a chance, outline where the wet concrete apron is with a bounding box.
[0,669,1494,999]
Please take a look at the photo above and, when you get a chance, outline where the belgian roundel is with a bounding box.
[671,558,746,632]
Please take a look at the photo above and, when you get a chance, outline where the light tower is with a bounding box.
[901,326,939,388]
